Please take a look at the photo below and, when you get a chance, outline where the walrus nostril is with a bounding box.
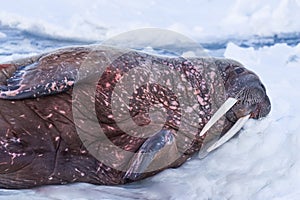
[260,83,266,92]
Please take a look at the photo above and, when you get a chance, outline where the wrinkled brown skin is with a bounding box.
[0,46,271,189]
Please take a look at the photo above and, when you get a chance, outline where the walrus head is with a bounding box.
[215,59,271,134]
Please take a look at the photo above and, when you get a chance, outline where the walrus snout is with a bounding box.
[226,73,271,121]
[248,88,271,119]
[214,59,271,120]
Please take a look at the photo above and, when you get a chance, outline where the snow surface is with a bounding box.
[0,0,300,199]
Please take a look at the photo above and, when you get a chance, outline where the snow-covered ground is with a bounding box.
[0,0,300,199]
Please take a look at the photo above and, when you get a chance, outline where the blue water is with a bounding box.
[0,25,92,57]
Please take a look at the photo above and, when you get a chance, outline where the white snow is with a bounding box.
[0,0,300,199]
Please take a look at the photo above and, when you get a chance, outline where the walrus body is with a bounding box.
[0,46,271,189]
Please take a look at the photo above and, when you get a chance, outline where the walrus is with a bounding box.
[0,45,271,189]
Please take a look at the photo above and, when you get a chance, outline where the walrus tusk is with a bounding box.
[199,97,238,137]
[206,114,251,153]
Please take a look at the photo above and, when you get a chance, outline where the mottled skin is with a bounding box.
[0,46,271,189]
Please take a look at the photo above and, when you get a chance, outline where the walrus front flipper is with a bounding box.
[124,130,178,181]
[0,56,77,100]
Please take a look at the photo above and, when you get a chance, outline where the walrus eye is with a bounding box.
[234,68,244,74]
